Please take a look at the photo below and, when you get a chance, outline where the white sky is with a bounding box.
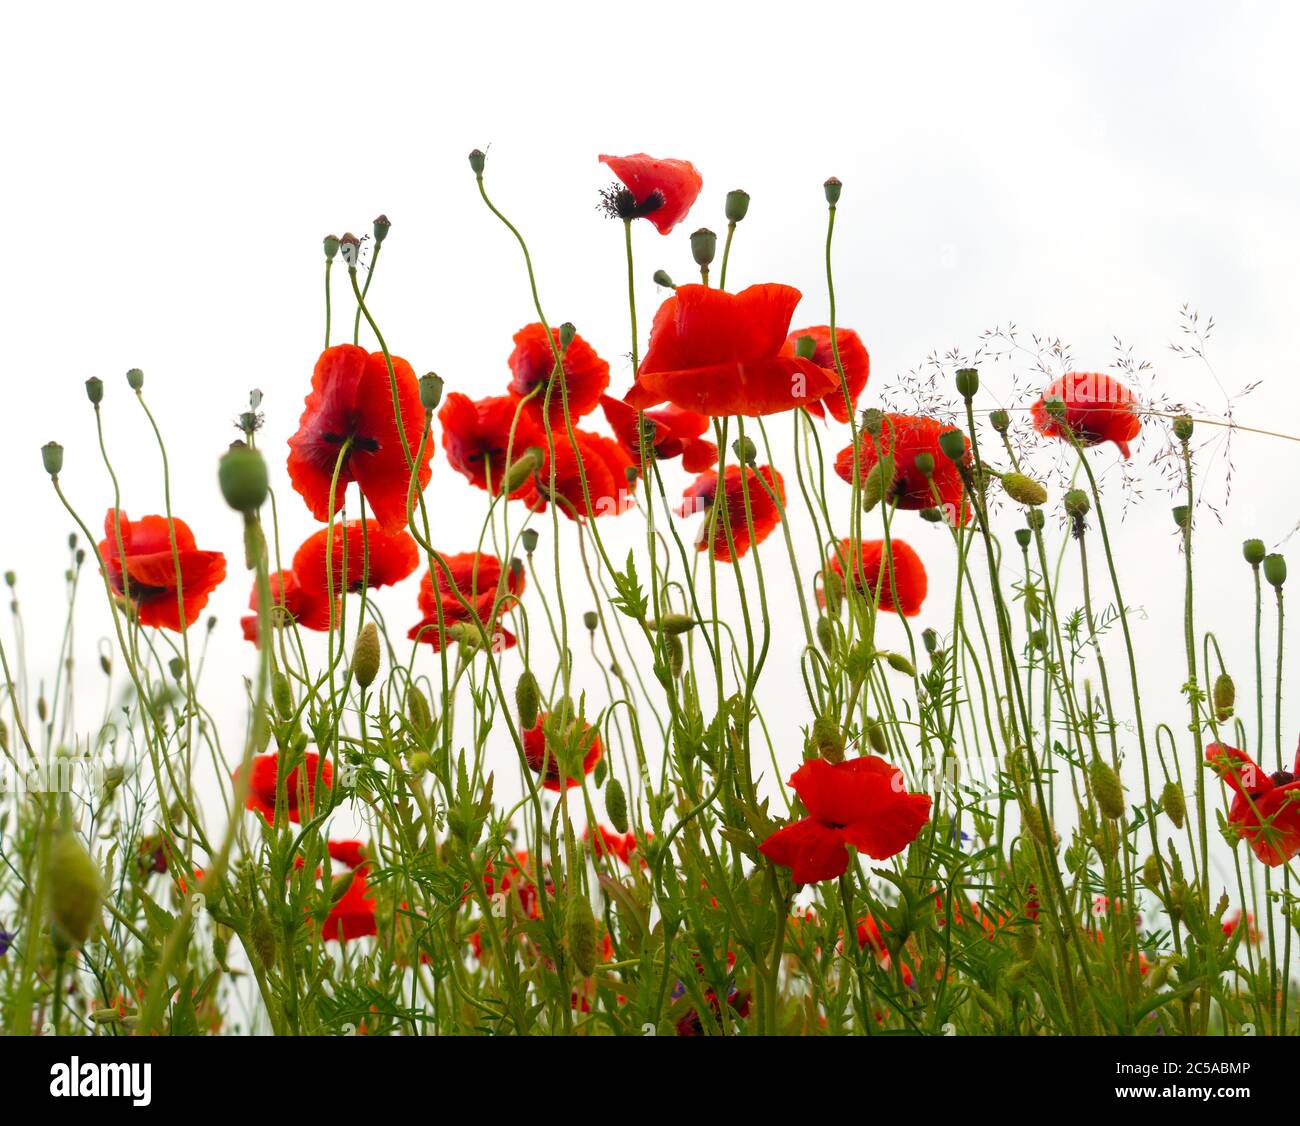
[3,2,1299,870]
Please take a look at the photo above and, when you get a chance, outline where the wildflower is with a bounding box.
[759,756,931,883]
[439,393,546,502]
[240,569,337,644]
[98,510,227,632]
[321,866,377,943]
[523,713,604,792]
[1222,909,1261,945]
[821,538,927,617]
[598,153,703,235]
[599,395,717,472]
[834,415,970,525]
[291,519,418,595]
[236,751,334,825]
[507,323,609,425]
[407,552,524,651]
[1206,740,1300,866]
[680,464,785,561]
[585,824,642,867]
[626,284,838,417]
[287,344,434,534]
[1029,371,1141,458]
[535,430,637,519]
[780,325,870,423]
[0,931,12,956]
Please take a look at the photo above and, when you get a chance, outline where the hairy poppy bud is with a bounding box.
[919,507,944,523]
[329,871,355,904]
[1173,414,1193,442]
[41,441,64,477]
[938,429,967,463]
[85,377,104,405]
[884,651,915,676]
[408,685,433,732]
[666,633,685,678]
[567,896,599,977]
[372,214,391,244]
[1015,925,1037,961]
[864,716,888,755]
[1243,538,1266,567]
[690,228,717,268]
[812,714,845,763]
[521,528,539,555]
[725,189,751,223]
[989,409,1010,433]
[352,622,381,688]
[272,671,294,720]
[126,368,144,390]
[1063,489,1090,518]
[1014,528,1032,548]
[503,446,543,494]
[1213,673,1234,721]
[1141,853,1162,889]
[860,408,884,436]
[323,234,340,260]
[816,615,835,653]
[468,149,486,175]
[823,176,842,205]
[914,452,935,477]
[1264,553,1287,588]
[408,750,431,774]
[515,670,541,730]
[861,457,894,511]
[1089,756,1125,819]
[1001,472,1047,507]
[419,372,444,412]
[218,442,269,515]
[47,831,103,945]
[653,612,695,635]
[652,269,675,289]
[606,777,629,834]
[922,628,939,654]
[1161,780,1186,829]
[582,611,598,632]
[955,368,979,399]
[732,435,757,465]
[1172,504,1190,529]
[822,570,844,616]
[250,910,277,970]
[1020,802,1058,849]
[558,322,577,351]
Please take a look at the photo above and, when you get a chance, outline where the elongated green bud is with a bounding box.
[652,612,695,635]
[1014,925,1037,961]
[1089,756,1125,819]
[861,458,894,512]
[816,615,835,653]
[1213,673,1235,721]
[606,777,629,834]
[250,910,277,970]
[822,570,843,616]
[653,269,675,289]
[1001,472,1047,507]
[919,507,943,523]
[864,716,887,756]
[1161,781,1186,829]
[667,633,685,678]
[47,831,103,945]
[1141,853,1162,889]
[884,651,915,676]
[351,622,381,688]
[515,670,541,729]
[567,896,599,977]
[503,447,543,494]
[271,671,294,720]
[812,714,845,764]
[408,686,432,732]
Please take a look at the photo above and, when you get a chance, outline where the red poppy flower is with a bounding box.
[508,324,609,426]
[408,551,524,651]
[98,509,226,632]
[759,756,931,883]
[822,538,927,616]
[834,414,971,525]
[1223,909,1261,945]
[1030,371,1141,458]
[598,153,702,235]
[236,751,334,825]
[287,344,434,535]
[482,850,553,921]
[291,520,418,597]
[292,839,368,876]
[680,464,785,562]
[585,824,641,867]
[626,284,839,417]
[599,395,717,473]
[675,988,751,1037]
[322,866,378,943]
[1207,740,1300,867]
[240,569,338,644]
[438,392,546,503]
[781,325,871,423]
[523,714,604,792]
[536,430,637,520]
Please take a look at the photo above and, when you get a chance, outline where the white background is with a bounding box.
[3,2,1299,878]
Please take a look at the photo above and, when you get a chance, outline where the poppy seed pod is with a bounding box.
[937,428,967,463]
[351,622,381,689]
[1243,538,1266,567]
[41,441,64,477]
[812,714,845,763]
[989,408,1010,433]
[1161,780,1186,829]
[914,451,936,477]
[323,234,340,260]
[955,368,979,399]
[652,269,675,289]
[567,896,599,977]
[419,372,444,412]
[1172,414,1193,442]
[690,228,717,267]
[1089,756,1125,819]
[860,408,884,436]
[1264,553,1287,588]
[126,368,144,390]
[582,611,598,632]
[725,189,751,223]
[1172,504,1190,529]
[1001,472,1047,507]
[372,214,391,243]
[558,322,577,351]
[218,443,269,514]
[823,177,842,205]
[515,669,541,730]
[1213,672,1234,721]
[339,233,360,268]
[1014,528,1032,549]
[468,149,486,175]
[47,831,103,945]
[606,776,629,834]
[521,528,539,554]
[85,377,104,405]
[1062,488,1090,518]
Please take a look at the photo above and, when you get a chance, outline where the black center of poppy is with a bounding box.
[324,431,380,454]
[599,184,666,221]
[1271,770,1296,787]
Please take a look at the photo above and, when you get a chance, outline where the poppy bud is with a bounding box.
[409,750,431,774]
[468,149,486,175]
[989,409,1010,433]
[1141,853,1162,889]
[860,408,883,436]
[666,633,685,679]
[1044,396,1067,422]
[352,622,381,689]
[1026,508,1045,530]
[168,656,185,682]
[339,233,361,268]
[1020,802,1058,848]
[812,714,845,763]
[690,228,717,268]
[218,443,269,515]
[914,452,935,478]
[732,435,757,465]
[725,189,751,223]
[861,457,895,512]
[1172,414,1193,442]
[823,177,842,205]
[1243,538,1266,567]
[884,651,915,677]
[955,368,979,399]
[323,234,340,260]
[1264,553,1287,588]
[816,615,836,653]
[47,831,103,945]
[250,910,277,970]
[41,441,64,477]
[567,896,598,976]
[503,446,544,494]
[521,528,539,555]
[1014,528,1032,549]
[919,507,943,523]
[653,269,675,289]
[922,628,939,654]
[1062,489,1090,518]
[822,570,844,616]
[653,612,695,635]
[1014,925,1037,961]
[1161,780,1186,829]
[372,214,391,244]
[864,716,888,755]
[793,335,817,360]
[126,368,144,390]
[515,670,541,730]
[558,322,577,351]
[1172,504,1190,529]
[938,429,967,463]
[1089,756,1125,819]
[606,777,629,834]
[1213,673,1234,721]
[408,685,433,732]
[582,611,598,632]
[272,670,294,720]
[419,372,444,412]
[85,377,104,405]
[1001,472,1047,507]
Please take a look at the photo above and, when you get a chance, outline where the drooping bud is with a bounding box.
[690,228,717,268]
[515,670,541,730]
[47,831,103,945]
[41,441,64,477]
[652,269,675,289]
[1213,673,1235,721]
[1089,756,1125,819]
[1141,853,1162,889]
[864,716,888,756]
[884,651,915,677]
[521,528,539,555]
[566,896,599,976]
[606,777,629,834]
[732,435,757,465]
[85,377,104,405]
[351,622,381,688]
[1001,472,1047,507]
[861,457,895,512]
[1243,539,1266,567]
[419,372,444,412]
[653,612,696,635]
[816,615,835,653]
[823,177,842,205]
[408,685,433,732]
[725,189,751,223]
[502,446,544,494]
[1161,780,1186,829]
[582,611,598,632]
[822,570,844,616]
[218,442,269,515]
[922,628,939,654]
[1264,553,1287,588]
[250,910,277,970]
[955,368,979,399]
[812,714,845,763]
